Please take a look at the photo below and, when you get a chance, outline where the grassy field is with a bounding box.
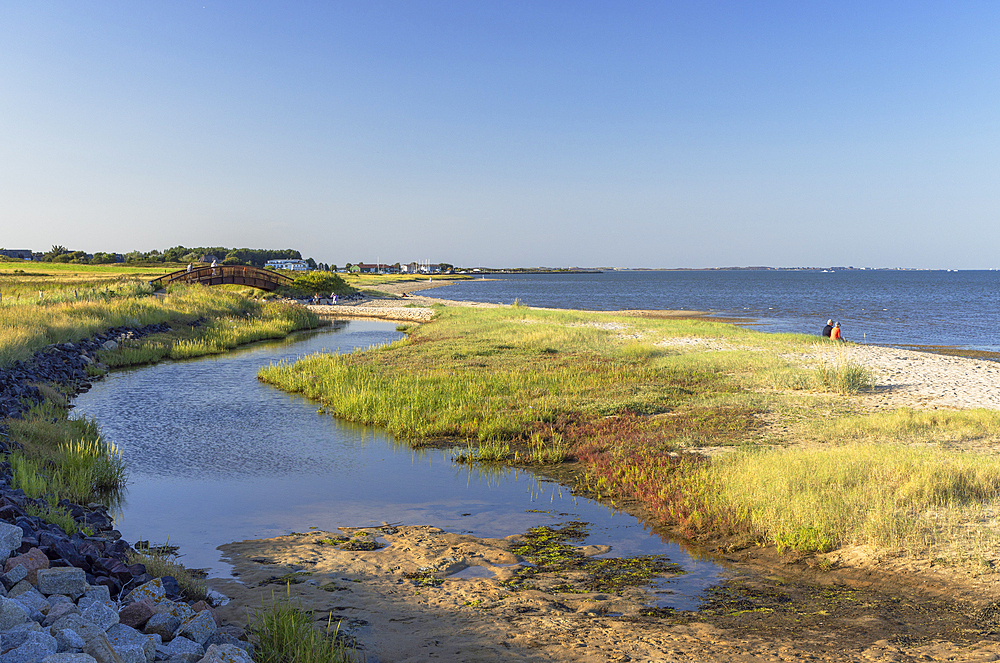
[0,261,184,300]
[1,262,320,524]
[340,272,470,295]
[260,304,1000,568]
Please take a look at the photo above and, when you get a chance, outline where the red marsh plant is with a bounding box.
[557,409,760,540]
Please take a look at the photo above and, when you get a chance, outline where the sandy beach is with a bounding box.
[235,291,1000,661]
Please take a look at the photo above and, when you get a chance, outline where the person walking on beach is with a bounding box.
[830,322,843,341]
[822,319,833,337]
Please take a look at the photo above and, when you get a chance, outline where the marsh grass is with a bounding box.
[710,444,1000,555]
[259,304,1000,565]
[248,593,355,663]
[7,434,124,506]
[129,545,208,602]
[816,350,875,394]
[815,408,1000,446]
[24,502,90,536]
[1,282,317,367]
[258,307,757,444]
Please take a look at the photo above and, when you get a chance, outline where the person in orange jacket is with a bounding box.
[830,322,843,341]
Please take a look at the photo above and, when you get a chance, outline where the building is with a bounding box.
[265,259,310,271]
[355,263,398,274]
[0,249,33,260]
[402,262,440,274]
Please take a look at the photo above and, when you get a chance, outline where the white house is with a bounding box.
[266,259,310,271]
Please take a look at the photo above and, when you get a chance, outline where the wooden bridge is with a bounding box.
[149,265,295,291]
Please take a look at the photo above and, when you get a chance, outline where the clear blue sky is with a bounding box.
[3,2,998,268]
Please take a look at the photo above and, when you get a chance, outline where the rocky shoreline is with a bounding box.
[0,326,256,662]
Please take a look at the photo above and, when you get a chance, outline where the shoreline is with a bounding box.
[313,285,1000,414]
[246,293,1000,660]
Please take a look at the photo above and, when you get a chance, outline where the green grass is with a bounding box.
[5,401,126,507]
[259,304,1000,567]
[712,444,1000,555]
[248,594,355,663]
[1,282,319,367]
[128,545,208,602]
[2,277,320,521]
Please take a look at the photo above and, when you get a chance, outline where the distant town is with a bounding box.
[0,247,956,273]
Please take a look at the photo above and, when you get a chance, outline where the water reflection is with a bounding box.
[72,320,726,608]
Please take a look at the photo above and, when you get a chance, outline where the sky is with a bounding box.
[2,2,998,269]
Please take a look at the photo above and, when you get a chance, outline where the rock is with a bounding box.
[7,579,35,597]
[48,613,107,644]
[123,578,165,606]
[52,624,87,652]
[106,623,157,663]
[1,630,58,663]
[85,633,126,663]
[0,594,29,630]
[5,547,50,583]
[155,599,195,623]
[159,576,181,597]
[82,599,120,631]
[199,643,255,663]
[118,597,157,629]
[38,566,89,598]
[157,635,204,660]
[0,521,24,560]
[84,584,111,603]
[101,341,118,351]
[1,620,43,649]
[11,585,50,614]
[1,563,28,589]
[203,633,252,655]
[43,600,80,626]
[176,611,216,646]
[42,655,100,663]
[143,612,181,642]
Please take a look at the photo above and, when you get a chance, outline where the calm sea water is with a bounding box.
[422,270,1000,352]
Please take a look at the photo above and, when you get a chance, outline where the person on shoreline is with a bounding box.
[822,319,833,337]
[830,322,843,341]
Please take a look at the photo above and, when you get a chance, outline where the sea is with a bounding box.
[419,270,1000,353]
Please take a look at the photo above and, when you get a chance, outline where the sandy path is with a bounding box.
[823,344,1000,411]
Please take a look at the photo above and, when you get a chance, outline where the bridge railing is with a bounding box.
[150,265,296,291]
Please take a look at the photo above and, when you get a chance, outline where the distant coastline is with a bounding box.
[463,266,974,273]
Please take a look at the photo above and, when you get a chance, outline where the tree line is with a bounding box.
[36,246,315,268]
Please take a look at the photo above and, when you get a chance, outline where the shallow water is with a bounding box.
[72,320,724,610]
[423,270,1000,351]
